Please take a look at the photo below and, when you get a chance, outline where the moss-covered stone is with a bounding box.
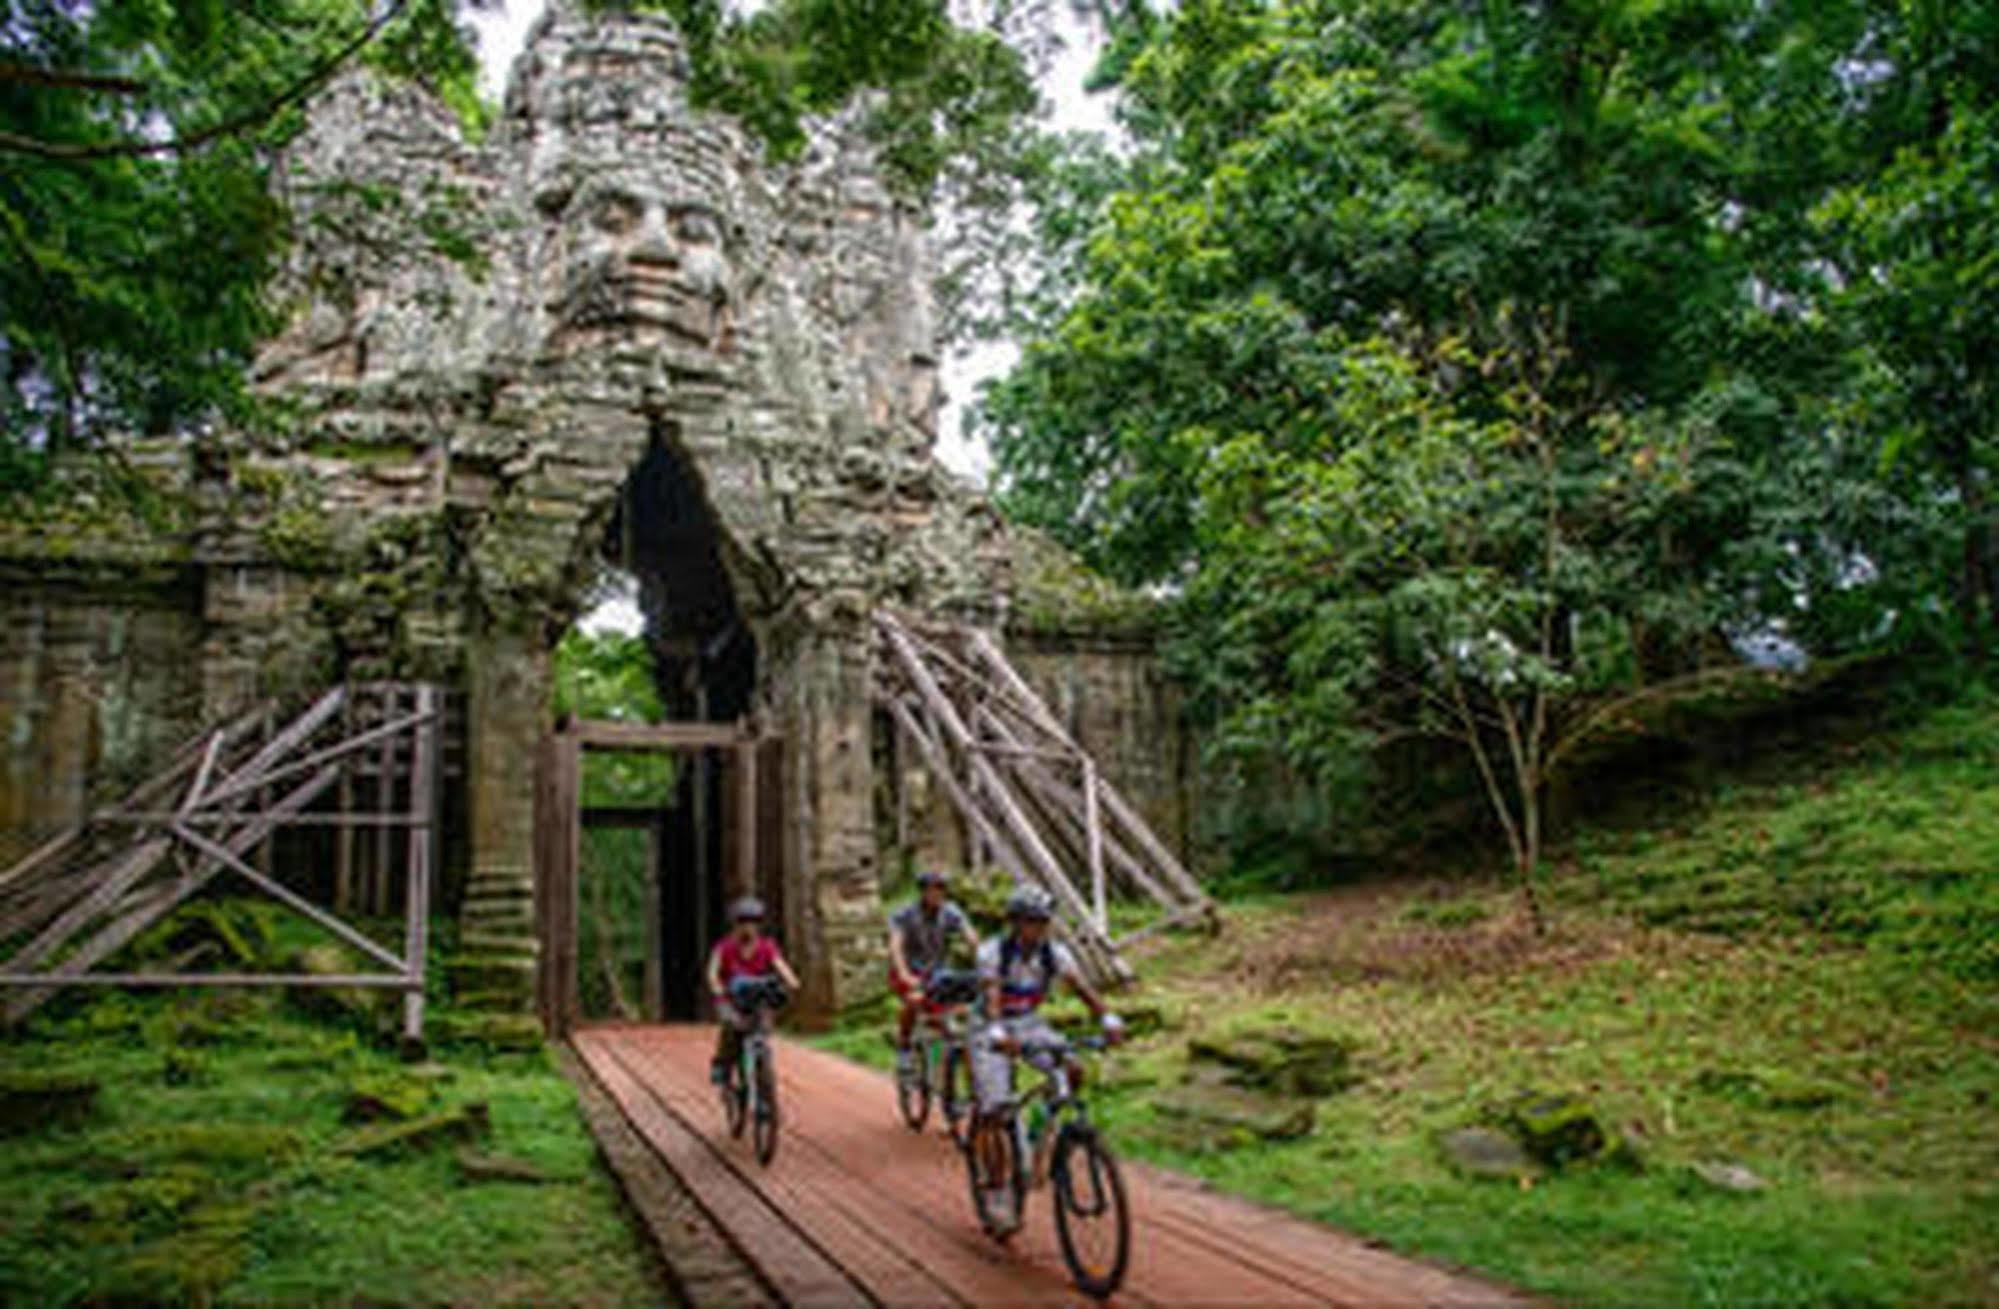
[428,1012,545,1054]
[1696,1065,1850,1111]
[0,1072,99,1136]
[343,1073,435,1123]
[455,1147,559,1185]
[1187,1022,1359,1097]
[1154,1069,1316,1144]
[1438,1126,1538,1181]
[336,1101,491,1159]
[85,1123,307,1174]
[1498,1089,1640,1170]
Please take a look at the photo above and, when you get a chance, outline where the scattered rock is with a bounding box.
[1688,1160,1770,1193]
[285,945,389,1030]
[342,1074,434,1123]
[0,1072,99,1136]
[1502,1089,1635,1168]
[161,1049,213,1087]
[455,1147,559,1185]
[1696,1066,1847,1111]
[1188,1024,1358,1097]
[428,1012,545,1054]
[1154,1069,1316,1142]
[336,1102,491,1159]
[1439,1127,1537,1181]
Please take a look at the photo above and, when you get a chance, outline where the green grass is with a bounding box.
[821,694,1999,1307]
[0,989,660,1307]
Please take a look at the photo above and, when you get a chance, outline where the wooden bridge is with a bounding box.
[569,1023,1531,1307]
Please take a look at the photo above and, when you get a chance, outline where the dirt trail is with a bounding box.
[572,1024,1529,1307]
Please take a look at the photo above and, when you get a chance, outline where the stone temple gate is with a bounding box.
[0,3,1201,1024]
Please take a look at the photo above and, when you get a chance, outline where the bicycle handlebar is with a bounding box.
[728,976,790,1010]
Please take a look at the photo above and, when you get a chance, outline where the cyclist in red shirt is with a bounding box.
[706,897,802,1085]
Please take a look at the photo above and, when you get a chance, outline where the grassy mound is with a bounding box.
[819,693,1999,1307]
[0,988,657,1307]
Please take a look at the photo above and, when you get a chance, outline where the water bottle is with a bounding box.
[1026,1100,1047,1145]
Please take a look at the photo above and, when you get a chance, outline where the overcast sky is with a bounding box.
[465,2,1112,491]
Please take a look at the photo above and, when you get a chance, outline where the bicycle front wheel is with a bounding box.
[752,1046,780,1166]
[897,1040,932,1131]
[1053,1126,1130,1299]
[965,1111,1025,1241]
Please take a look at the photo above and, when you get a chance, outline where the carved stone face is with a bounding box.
[538,166,733,355]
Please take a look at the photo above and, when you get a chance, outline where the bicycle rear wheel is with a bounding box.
[897,1039,931,1131]
[941,1045,974,1149]
[1053,1127,1130,1299]
[752,1046,780,1166]
[965,1111,1025,1241]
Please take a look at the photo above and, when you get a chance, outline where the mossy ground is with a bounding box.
[821,692,1999,1307]
[0,988,660,1307]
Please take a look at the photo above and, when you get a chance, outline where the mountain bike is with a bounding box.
[719,976,788,1166]
[965,1031,1131,1299]
[895,967,980,1146]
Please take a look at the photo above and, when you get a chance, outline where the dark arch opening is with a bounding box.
[563,426,770,1023]
[603,430,759,723]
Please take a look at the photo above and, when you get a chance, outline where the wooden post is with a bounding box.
[735,737,758,900]
[373,686,396,918]
[643,818,664,1021]
[1085,758,1106,934]
[335,692,354,915]
[557,725,582,1036]
[402,685,436,1050]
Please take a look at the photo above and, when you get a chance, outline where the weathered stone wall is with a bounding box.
[0,562,205,865]
[1003,633,1195,861]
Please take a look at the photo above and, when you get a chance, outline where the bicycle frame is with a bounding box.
[1013,1039,1098,1189]
[913,1004,971,1091]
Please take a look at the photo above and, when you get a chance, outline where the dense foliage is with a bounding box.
[0,0,485,477]
[983,0,1999,884]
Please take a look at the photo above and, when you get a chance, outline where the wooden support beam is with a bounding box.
[966,629,1210,907]
[401,685,436,1047]
[198,703,427,811]
[0,972,418,989]
[878,616,1127,982]
[885,698,1030,888]
[4,766,340,1023]
[166,822,405,973]
[971,704,1175,908]
[2,838,171,975]
[567,720,751,751]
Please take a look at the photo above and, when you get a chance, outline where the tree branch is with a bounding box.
[0,64,147,95]
[0,0,410,162]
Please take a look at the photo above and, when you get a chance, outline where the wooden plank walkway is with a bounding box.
[570,1024,1532,1307]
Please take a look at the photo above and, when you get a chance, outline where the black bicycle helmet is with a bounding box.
[730,896,766,922]
[916,869,950,889]
[1005,887,1054,922]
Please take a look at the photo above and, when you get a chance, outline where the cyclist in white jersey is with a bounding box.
[972,887,1123,1113]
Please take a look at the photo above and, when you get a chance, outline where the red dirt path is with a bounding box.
[573,1025,1529,1307]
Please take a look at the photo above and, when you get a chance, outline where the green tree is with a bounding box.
[982,0,1964,889]
[0,0,485,476]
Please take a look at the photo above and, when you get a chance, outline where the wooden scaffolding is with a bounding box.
[875,611,1214,983]
[0,683,441,1040]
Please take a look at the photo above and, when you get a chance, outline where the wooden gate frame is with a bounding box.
[0,684,441,1043]
[535,716,774,1036]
